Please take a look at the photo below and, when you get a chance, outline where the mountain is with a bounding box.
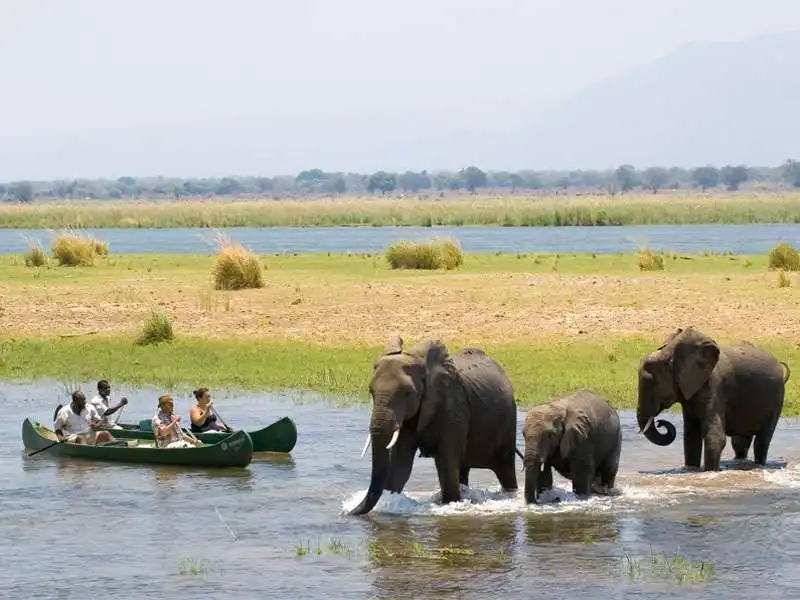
[511,30,800,170]
[0,31,798,180]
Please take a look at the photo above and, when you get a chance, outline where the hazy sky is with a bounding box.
[0,1,798,178]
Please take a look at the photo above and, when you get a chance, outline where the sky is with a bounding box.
[0,0,799,178]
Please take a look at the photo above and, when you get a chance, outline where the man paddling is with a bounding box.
[54,391,116,446]
[89,380,128,428]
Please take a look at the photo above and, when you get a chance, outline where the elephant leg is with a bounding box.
[385,429,418,493]
[682,405,703,468]
[492,448,519,491]
[434,453,462,504]
[459,466,470,487]
[731,435,752,461]
[570,455,595,498]
[702,413,726,472]
[598,449,620,492]
[753,413,780,465]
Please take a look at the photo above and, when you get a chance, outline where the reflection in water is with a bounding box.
[3,382,800,599]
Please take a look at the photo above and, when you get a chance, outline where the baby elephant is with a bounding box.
[523,389,622,503]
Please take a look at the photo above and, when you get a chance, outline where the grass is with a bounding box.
[768,241,800,271]
[135,310,175,346]
[1,249,800,413]
[24,240,47,267]
[210,234,265,290]
[2,192,800,228]
[385,237,464,270]
[50,231,109,266]
[620,548,715,585]
[637,248,664,271]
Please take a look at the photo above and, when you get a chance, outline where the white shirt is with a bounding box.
[54,403,102,436]
[89,394,110,419]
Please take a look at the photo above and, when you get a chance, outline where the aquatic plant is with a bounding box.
[620,548,715,585]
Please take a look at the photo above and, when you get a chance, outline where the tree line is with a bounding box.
[3,160,800,202]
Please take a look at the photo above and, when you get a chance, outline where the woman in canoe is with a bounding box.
[152,394,203,448]
[189,388,232,434]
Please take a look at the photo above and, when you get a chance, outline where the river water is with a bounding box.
[2,382,800,599]
[2,223,800,255]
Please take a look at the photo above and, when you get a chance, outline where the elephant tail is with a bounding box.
[515,447,524,461]
[781,361,791,383]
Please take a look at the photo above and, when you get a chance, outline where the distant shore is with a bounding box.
[1,192,800,229]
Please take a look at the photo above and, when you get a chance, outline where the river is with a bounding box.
[2,223,800,255]
[3,382,799,599]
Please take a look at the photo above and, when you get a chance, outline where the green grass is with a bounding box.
[2,192,800,228]
[621,549,715,585]
[1,335,799,413]
[385,237,464,270]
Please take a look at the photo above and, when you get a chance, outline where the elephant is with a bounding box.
[349,335,522,516]
[522,389,621,503]
[637,326,791,471]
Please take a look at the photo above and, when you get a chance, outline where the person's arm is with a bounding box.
[154,415,179,437]
[54,411,67,440]
[190,404,209,426]
[104,397,129,416]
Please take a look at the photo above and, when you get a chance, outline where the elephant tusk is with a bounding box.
[386,428,400,450]
[360,434,371,458]
[640,417,654,435]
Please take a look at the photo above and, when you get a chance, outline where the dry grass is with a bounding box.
[778,270,792,288]
[50,231,109,266]
[637,248,665,271]
[385,237,464,270]
[24,240,47,267]
[210,234,265,290]
[0,252,798,345]
[768,242,800,271]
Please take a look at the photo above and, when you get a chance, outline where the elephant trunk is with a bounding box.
[524,463,541,504]
[637,376,677,446]
[350,406,398,516]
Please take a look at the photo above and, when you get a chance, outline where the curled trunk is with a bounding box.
[636,404,677,447]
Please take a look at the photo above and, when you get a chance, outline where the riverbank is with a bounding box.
[1,250,798,411]
[3,192,800,228]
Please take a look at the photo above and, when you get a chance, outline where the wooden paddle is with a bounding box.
[210,404,234,432]
[27,427,91,457]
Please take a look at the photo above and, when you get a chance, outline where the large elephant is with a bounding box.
[522,389,621,503]
[637,326,791,471]
[349,335,522,516]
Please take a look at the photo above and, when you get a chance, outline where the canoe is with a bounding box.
[105,416,297,453]
[22,418,254,468]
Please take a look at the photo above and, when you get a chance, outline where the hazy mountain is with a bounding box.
[0,31,798,180]
[512,30,800,170]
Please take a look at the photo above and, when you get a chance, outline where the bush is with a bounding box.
[768,242,800,271]
[24,240,47,267]
[778,270,792,288]
[51,231,109,266]
[135,310,175,346]
[385,237,464,270]
[637,248,665,271]
[210,235,265,290]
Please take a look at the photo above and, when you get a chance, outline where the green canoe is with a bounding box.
[22,418,254,468]
[105,416,298,453]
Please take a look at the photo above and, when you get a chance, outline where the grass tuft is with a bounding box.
[385,237,464,270]
[778,270,792,288]
[768,241,800,271]
[24,240,47,267]
[210,234,265,290]
[637,248,665,271]
[135,310,175,346]
[50,231,109,266]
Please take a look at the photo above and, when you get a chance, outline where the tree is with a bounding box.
[10,181,33,202]
[366,171,397,195]
[781,159,800,187]
[642,167,670,193]
[614,165,639,193]
[460,166,487,192]
[720,165,749,191]
[398,171,431,193]
[255,177,274,193]
[691,166,720,191]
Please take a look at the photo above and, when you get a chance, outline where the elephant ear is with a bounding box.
[417,342,452,433]
[559,405,589,459]
[383,334,404,356]
[674,334,720,400]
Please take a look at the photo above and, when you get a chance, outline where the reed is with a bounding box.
[50,231,109,266]
[1,192,800,228]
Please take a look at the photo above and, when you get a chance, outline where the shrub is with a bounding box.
[637,248,665,271]
[385,237,464,270]
[210,235,265,290]
[51,231,109,266]
[768,242,800,271]
[778,270,792,288]
[24,240,47,267]
[135,310,175,346]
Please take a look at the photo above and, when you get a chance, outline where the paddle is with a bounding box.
[210,404,234,432]
[52,404,63,423]
[181,426,202,445]
[27,427,91,457]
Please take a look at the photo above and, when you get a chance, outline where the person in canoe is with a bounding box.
[54,390,117,446]
[89,380,129,428]
[152,394,203,448]
[189,387,232,434]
